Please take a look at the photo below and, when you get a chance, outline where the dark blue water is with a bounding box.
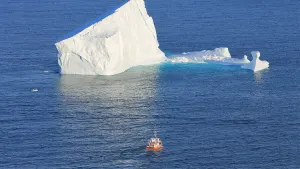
[1,0,300,168]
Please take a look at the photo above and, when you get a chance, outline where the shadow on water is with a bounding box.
[253,69,269,84]
[57,65,160,108]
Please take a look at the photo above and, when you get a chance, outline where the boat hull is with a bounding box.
[146,146,163,151]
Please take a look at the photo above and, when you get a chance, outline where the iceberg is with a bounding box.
[169,48,269,72]
[55,0,166,75]
[241,51,269,72]
[169,47,251,65]
[31,89,39,92]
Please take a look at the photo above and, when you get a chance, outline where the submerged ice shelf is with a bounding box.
[55,0,166,75]
[168,48,269,72]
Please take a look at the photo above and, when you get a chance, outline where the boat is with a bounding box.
[146,129,163,151]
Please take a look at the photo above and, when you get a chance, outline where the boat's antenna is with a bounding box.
[154,128,157,138]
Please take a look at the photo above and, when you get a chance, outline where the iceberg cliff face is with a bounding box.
[55,0,166,75]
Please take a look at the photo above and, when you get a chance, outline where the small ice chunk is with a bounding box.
[31,89,39,92]
[243,55,249,61]
[241,51,269,72]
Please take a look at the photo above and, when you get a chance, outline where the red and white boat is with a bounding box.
[146,130,163,151]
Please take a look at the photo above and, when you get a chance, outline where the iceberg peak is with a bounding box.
[55,0,166,75]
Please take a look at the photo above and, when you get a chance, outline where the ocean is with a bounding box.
[1,0,300,168]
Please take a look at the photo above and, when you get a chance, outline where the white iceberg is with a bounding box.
[241,51,269,72]
[169,47,250,65]
[169,48,270,72]
[55,0,166,75]
[31,89,39,92]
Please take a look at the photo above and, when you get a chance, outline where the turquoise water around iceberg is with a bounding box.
[1,0,300,168]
